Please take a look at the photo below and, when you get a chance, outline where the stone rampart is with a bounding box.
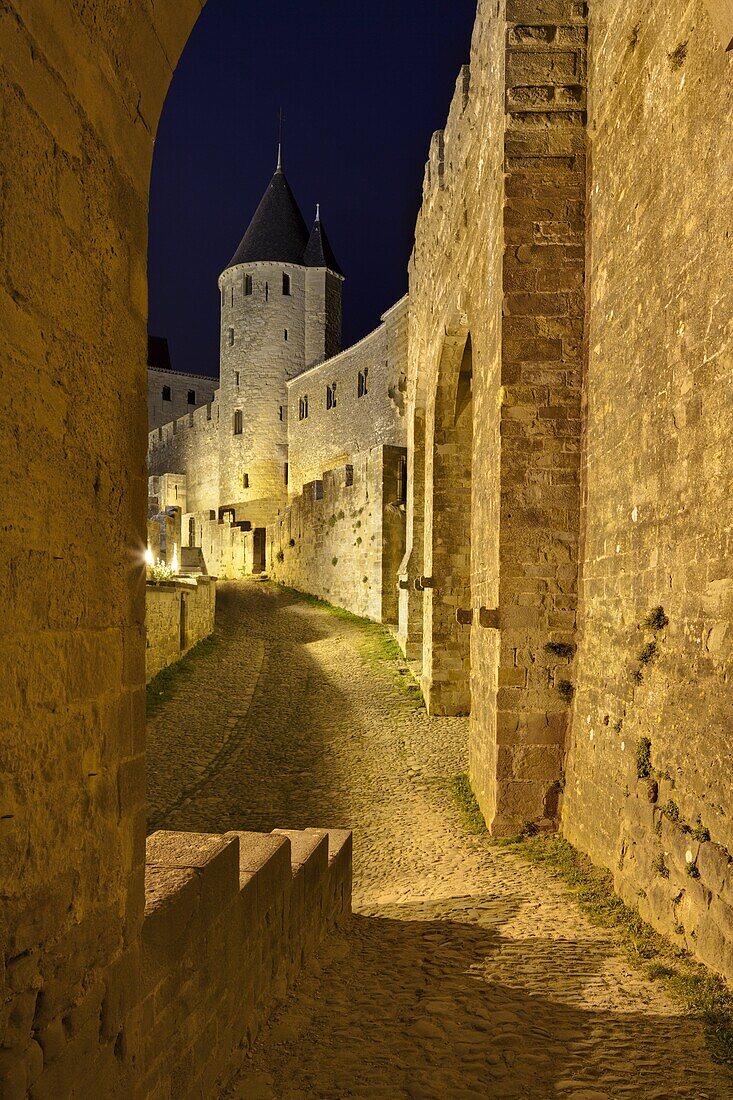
[148,398,221,515]
[287,298,408,494]
[267,446,406,623]
[147,366,217,431]
[562,0,733,976]
[135,828,351,1097]
[145,577,216,681]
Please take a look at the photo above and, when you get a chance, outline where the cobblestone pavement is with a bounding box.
[147,581,729,1099]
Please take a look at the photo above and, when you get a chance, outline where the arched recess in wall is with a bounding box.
[422,324,473,717]
[1,1,209,1090]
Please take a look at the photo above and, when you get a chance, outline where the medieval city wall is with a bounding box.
[403,5,505,798]
[147,366,217,431]
[267,447,406,623]
[287,298,408,494]
[148,398,221,515]
[562,0,733,974]
[145,577,216,681]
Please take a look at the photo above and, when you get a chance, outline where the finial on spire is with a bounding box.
[276,107,284,170]
[316,203,320,221]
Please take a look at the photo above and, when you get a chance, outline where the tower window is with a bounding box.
[162,385,171,401]
[326,382,337,410]
[298,395,309,421]
[244,274,253,296]
[265,282,269,302]
[284,463,289,486]
[230,286,234,306]
[397,455,407,504]
[243,473,250,489]
[228,327,235,347]
[233,410,243,435]
[187,390,196,405]
[282,272,291,296]
[358,368,369,397]
[279,405,284,421]
[235,371,240,387]
[284,329,288,341]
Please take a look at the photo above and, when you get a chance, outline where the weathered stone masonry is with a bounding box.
[399,0,733,982]
[3,4,733,1096]
[145,576,216,681]
[563,0,733,979]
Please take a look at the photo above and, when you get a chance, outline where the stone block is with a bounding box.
[225,831,292,918]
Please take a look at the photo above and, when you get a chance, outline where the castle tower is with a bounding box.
[217,160,344,530]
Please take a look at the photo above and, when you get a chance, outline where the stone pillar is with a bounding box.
[490,0,587,833]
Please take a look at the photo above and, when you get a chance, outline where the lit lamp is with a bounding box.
[171,543,179,575]
[144,545,154,568]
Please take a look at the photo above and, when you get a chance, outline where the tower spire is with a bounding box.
[277,107,284,170]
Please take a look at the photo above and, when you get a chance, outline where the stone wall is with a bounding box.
[287,298,408,494]
[562,0,733,976]
[148,366,217,431]
[148,398,221,515]
[145,577,216,681]
[267,447,406,623]
[136,828,351,1098]
[401,0,585,825]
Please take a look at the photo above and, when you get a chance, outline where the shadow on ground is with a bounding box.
[233,897,723,1100]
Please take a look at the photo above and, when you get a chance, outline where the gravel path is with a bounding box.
[147,581,728,1099]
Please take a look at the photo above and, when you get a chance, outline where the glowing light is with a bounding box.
[171,543,179,575]
[144,545,154,567]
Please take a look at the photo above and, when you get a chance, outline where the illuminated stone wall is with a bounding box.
[287,297,408,494]
[563,0,733,976]
[145,577,216,681]
[267,446,407,623]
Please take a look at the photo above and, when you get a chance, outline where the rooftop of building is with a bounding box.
[225,163,343,276]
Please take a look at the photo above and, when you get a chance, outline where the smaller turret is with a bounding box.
[304,205,344,367]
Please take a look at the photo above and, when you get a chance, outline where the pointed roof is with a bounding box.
[226,166,309,270]
[303,206,344,276]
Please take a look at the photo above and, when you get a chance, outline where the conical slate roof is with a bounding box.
[304,210,344,276]
[226,166,309,269]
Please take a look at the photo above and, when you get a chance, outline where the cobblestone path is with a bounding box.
[147,581,729,1099]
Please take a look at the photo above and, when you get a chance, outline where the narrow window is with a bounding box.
[279,405,284,421]
[162,385,171,401]
[397,455,407,503]
[244,274,253,296]
[230,286,234,306]
[358,368,369,397]
[345,464,354,487]
[187,389,196,405]
[326,382,337,410]
[233,410,243,435]
[243,473,250,489]
[228,327,235,347]
[299,395,309,421]
[282,272,291,296]
[284,462,289,486]
[265,282,269,302]
[235,371,240,387]
[284,329,288,341]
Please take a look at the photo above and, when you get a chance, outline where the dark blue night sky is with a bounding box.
[148,0,478,378]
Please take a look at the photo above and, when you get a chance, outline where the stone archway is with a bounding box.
[422,324,474,716]
[2,2,207,1092]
